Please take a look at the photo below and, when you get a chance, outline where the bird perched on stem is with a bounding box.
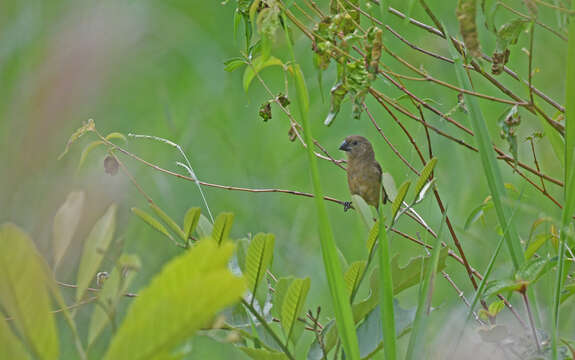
[339,135,387,210]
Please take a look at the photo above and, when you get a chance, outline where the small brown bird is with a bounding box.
[339,135,387,209]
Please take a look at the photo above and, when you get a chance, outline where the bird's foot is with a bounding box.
[343,201,352,212]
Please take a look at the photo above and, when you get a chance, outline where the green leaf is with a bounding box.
[239,347,288,360]
[516,256,557,283]
[366,220,379,254]
[52,191,85,268]
[104,240,245,360]
[245,233,275,296]
[391,181,411,221]
[345,261,367,296]
[224,57,246,72]
[78,140,104,170]
[488,300,505,317]
[0,223,59,359]
[183,207,201,241]
[281,277,310,345]
[105,132,127,142]
[88,254,141,346]
[150,203,186,241]
[212,212,234,245]
[524,233,552,260]
[352,194,375,229]
[272,277,292,319]
[76,204,117,301]
[356,302,416,358]
[131,207,174,242]
[464,202,489,230]
[0,315,30,359]
[483,279,524,298]
[196,214,213,238]
[243,56,284,92]
[413,158,437,203]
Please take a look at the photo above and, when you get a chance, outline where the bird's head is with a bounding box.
[339,135,374,159]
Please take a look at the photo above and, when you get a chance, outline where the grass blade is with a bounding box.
[378,204,397,360]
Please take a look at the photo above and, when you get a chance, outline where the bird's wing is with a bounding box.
[375,161,389,204]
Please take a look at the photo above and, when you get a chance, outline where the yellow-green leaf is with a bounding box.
[352,194,375,229]
[413,158,437,203]
[239,347,288,360]
[281,277,310,345]
[105,132,127,142]
[78,140,104,170]
[183,207,201,240]
[0,223,59,359]
[131,207,174,242]
[52,191,85,268]
[0,313,30,359]
[392,181,411,221]
[366,220,379,254]
[104,239,245,360]
[345,261,366,296]
[150,203,185,241]
[243,56,284,92]
[245,233,275,295]
[212,212,234,245]
[88,254,141,346]
[58,119,95,160]
[76,204,117,301]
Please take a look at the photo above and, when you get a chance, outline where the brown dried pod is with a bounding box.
[456,0,481,57]
[104,155,119,176]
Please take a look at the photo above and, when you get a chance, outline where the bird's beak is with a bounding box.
[339,140,350,151]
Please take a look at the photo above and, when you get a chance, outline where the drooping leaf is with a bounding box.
[345,261,367,296]
[366,220,379,254]
[281,277,310,345]
[78,140,104,170]
[525,233,552,260]
[183,207,201,241]
[76,204,117,301]
[105,132,127,142]
[224,57,246,72]
[104,240,245,360]
[245,233,275,296]
[391,181,411,221]
[464,202,490,230]
[88,254,141,346]
[516,256,557,283]
[150,203,186,241]
[52,191,85,268]
[212,212,234,245]
[0,223,59,359]
[243,56,284,92]
[483,279,525,298]
[131,207,174,243]
[413,158,437,203]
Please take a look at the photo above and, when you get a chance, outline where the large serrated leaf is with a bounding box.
[88,254,141,346]
[131,207,174,242]
[345,261,366,296]
[281,277,310,345]
[150,203,185,241]
[76,204,117,301]
[0,223,59,360]
[104,240,245,360]
[391,181,411,221]
[212,212,234,245]
[52,191,85,268]
[183,207,201,240]
[245,233,275,296]
[412,158,437,203]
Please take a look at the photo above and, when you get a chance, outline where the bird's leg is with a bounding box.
[343,201,353,212]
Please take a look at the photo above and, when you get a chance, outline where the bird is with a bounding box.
[339,135,387,210]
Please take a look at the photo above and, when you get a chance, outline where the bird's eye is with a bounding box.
[352,141,358,145]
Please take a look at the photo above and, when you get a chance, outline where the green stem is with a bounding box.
[378,206,397,360]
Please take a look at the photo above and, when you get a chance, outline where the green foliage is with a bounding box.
[391,180,411,222]
[131,207,175,243]
[245,233,275,297]
[104,239,246,360]
[280,277,310,345]
[52,191,85,268]
[76,204,117,301]
[183,207,201,241]
[0,223,59,359]
[212,212,234,245]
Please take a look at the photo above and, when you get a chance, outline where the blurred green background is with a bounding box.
[0,0,571,358]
